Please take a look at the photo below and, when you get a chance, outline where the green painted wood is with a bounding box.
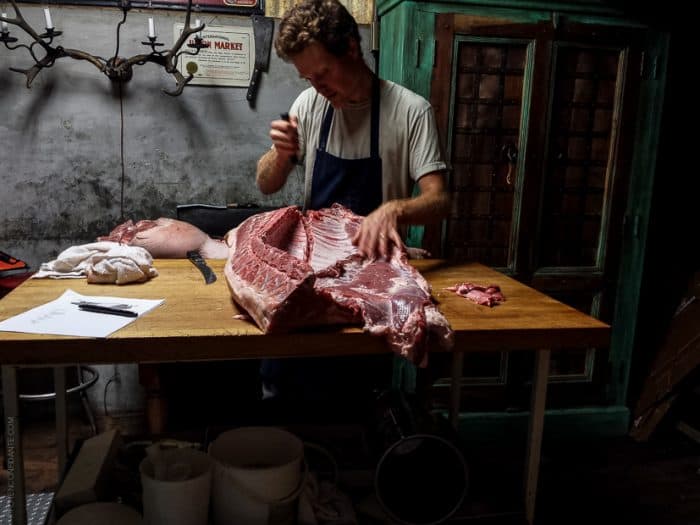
[379,0,670,439]
[378,0,626,18]
[607,30,670,407]
[378,2,411,84]
[378,2,435,98]
[443,405,630,444]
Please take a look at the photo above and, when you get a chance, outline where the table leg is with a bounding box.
[524,349,550,525]
[139,364,167,435]
[54,366,68,478]
[2,366,27,525]
[448,351,464,429]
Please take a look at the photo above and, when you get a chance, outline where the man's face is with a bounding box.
[291,41,363,109]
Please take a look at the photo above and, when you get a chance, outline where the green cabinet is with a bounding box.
[378,0,669,441]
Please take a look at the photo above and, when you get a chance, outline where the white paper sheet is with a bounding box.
[0,289,164,338]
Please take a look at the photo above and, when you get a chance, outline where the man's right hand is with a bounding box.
[256,114,299,194]
[270,114,299,168]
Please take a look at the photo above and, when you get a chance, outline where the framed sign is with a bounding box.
[174,23,254,87]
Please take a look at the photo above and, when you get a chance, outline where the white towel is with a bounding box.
[33,241,158,284]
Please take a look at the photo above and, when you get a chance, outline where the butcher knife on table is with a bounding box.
[247,15,275,106]
[187,250,217,284]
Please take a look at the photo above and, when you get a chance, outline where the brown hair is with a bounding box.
[275,0,361,61]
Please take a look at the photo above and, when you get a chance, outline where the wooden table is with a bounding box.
[0,259,609,525]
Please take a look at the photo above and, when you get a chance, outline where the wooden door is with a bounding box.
[428,13,644,410]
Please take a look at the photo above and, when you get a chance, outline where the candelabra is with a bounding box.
[0,0,210,95]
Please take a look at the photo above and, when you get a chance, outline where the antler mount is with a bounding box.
[0,0,208,96]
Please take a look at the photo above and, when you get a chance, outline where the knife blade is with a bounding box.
[247,15,275,106]
[187,250,217,284]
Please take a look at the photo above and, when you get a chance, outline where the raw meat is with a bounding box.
[224,204,453,366]
[98,218,228,259]
[445,282,505,307]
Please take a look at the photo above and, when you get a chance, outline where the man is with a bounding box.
[256,0,449,259]
[255,0,449,415]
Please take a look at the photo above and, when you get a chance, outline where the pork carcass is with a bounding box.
[224,204,453,366]
[98,218,228,259]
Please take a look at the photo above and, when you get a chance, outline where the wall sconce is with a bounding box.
[0,0,210,95]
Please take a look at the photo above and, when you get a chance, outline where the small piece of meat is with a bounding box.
[98,218,228,259]
[406,247,431,259]
[446,282,505,307]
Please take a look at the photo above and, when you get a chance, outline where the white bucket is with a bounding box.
[57,502,143,524]
[209,426,305,525]
[140,447,213,525]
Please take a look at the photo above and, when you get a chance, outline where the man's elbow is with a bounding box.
[437,190,451,218]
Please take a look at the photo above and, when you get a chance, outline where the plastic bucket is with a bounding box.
[208,426,305,525]
[57,502,143,524]
[139,447,213,525]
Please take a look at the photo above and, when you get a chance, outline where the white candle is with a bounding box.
[194,18,202,37]
[43,8,53,29]
[1,13,8,33]
[148,17,155,38]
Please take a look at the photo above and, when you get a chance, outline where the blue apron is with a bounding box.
[310,75,383,215]
[260,78,389,413]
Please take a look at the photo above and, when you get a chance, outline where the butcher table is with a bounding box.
[0,259,609,525]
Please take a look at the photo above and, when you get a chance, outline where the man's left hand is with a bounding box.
[352,202,403,260]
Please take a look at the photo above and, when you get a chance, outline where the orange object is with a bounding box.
[0,250,29,273]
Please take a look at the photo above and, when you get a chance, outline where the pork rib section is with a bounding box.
[224,204,453,366]
[98,218,228,259]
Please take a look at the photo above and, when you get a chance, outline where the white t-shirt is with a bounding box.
[289,79,447,210]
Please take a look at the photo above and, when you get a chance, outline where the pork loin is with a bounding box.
[224,204,453,366]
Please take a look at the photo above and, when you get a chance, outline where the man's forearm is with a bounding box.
[390,172,451,225]
[390,190,450,225]
[256,147,294,194]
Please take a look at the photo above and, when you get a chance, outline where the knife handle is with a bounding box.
[247,67,262,101]
[280,112,298,165]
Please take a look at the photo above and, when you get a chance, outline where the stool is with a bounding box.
[1,255,100,477]
[17,365,99,436]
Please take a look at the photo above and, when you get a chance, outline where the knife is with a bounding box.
[187,250,217,284]
[247,15,275,106]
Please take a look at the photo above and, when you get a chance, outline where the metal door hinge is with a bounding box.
[551,12,560,30]
[623,214,640,239]
[640,52,658,80]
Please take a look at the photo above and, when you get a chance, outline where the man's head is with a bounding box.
[275,0,361,61]
[275,0,371,108]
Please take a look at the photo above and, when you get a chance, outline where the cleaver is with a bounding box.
[247,15,275,106]
[187,250,217,284]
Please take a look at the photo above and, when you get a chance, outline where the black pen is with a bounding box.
[77,304,138,318]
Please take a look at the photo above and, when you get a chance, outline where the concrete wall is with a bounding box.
[0,5,309,269]
[0,4,372,423]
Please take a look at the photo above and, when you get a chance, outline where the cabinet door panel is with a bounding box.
[538,45,624,269]
[429,13,643,405]
[445,38,530,267]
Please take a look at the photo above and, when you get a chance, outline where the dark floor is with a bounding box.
[2,407,700,525]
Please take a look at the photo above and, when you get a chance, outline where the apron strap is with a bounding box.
[370,76,380,158]
[318,104,334,153]
[317,76,381,156]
